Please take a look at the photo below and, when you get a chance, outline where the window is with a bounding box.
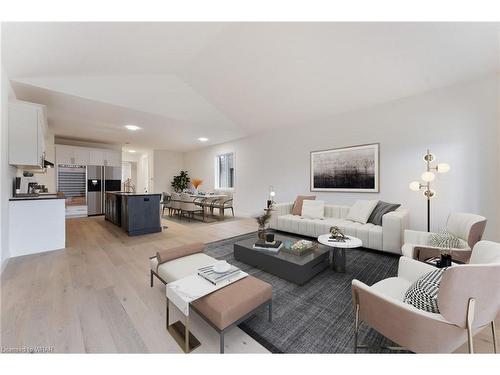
[215,152,234,189]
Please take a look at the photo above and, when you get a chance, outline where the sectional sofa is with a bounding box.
[269,202,409,254]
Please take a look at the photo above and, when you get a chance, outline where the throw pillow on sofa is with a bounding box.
[292,195,316,215]
[367,201,401,226]
[346,200,379,224]
[403,267,448,313]
[301,200,325,219]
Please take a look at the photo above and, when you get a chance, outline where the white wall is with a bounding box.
[137,153,150,193]
[1,65,18,271]
[152,150,184,193]
[184,77,500,239]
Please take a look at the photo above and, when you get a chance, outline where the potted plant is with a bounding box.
[255,210,272,240]
[171,171,190,193]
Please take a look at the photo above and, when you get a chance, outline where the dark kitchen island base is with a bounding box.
[105,192,162,236]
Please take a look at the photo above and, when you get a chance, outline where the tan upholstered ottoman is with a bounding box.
[191,275,273,353]
[149,243,273,353]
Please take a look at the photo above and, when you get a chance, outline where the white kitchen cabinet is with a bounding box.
[55,145,89,165]
[74,148,90,165]
[9,198,66,256]
[9,100,47,168]
[56,144,121,167]
[55,145,75,165]
[104,150,121,167]
[89,149,104,165]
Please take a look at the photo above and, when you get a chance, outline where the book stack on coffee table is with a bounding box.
[252,239,283,253]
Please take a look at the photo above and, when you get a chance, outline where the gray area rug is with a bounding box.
[205,231,407,354]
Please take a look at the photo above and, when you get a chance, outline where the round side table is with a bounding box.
[317,234,362,273]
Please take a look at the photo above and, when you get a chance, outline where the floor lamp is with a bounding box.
[409,150,450,232]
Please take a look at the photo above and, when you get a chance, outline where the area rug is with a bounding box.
[205,232,407,354]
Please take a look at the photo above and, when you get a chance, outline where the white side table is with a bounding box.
[317,234,362,273]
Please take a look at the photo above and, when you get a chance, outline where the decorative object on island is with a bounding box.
[267,185,276,208]
[255,209,272,240]
[310,143,379,192]
[409,149,450,232]
[265,233,275,243]
[192,178,203,192]
[329,226,347,241]
[171,170,190,193]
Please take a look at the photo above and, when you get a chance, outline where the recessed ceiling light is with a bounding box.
[198,137,208,142]
[125,125,141,131]
[128,150,136,153]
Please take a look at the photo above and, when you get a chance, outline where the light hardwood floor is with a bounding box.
[0,215,497,353]
[0,215,268,353]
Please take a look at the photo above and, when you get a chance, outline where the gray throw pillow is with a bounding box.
[404,267,448,313]
[367,201,401,226]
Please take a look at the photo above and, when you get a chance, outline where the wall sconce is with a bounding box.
[409,150,450,232]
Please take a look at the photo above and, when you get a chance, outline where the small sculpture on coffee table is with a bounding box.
[329,226,347,242]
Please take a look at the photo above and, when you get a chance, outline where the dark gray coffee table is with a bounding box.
[233,234,329,285]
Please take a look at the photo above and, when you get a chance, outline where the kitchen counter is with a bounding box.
[10,194,64,201]
[9,197,66,257]
[106,192,161,197]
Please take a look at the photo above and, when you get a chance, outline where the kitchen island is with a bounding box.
[105,192,162,236]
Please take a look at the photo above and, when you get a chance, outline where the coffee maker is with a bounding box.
[13,175,39,197]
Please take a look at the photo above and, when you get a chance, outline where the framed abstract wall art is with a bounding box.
[310,143,379,192]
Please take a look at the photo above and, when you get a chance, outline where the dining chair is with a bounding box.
[170,192,182,218]
[161,192,171,217]
[210,191,234,219]
[180,193,204,221]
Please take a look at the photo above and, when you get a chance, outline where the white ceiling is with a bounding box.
[3,22,499,151]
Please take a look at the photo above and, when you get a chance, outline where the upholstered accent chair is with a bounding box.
[402,213,487,263]
[351,240,500,353]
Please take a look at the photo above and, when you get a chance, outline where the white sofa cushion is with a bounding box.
[346,200,379,224]
[301,200,325,219]
[150,253,216,283]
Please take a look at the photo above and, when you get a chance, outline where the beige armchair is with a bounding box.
[352,240,500,353]
[402,212,486,263]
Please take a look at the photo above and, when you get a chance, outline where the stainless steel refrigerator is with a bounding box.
[87,165,121,216]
